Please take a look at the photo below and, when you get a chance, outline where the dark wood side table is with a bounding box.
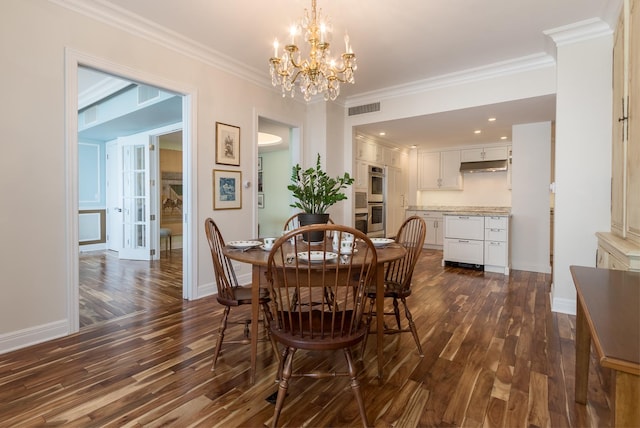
[570,265,640,427]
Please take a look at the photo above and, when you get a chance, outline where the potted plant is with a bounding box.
[288,153,355,241]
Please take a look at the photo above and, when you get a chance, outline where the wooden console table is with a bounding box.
[570,266,640,427]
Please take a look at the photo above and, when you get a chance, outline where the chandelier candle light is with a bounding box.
[269,0,356,101]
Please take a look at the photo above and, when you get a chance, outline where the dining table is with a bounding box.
[223,237,407,385]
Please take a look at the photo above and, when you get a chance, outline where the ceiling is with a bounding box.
[76,0,617,149]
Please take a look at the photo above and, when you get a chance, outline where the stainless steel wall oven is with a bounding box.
[368,202,385,237]
[367,166,384,203]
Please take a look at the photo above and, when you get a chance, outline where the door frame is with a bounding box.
[65,48,199,333]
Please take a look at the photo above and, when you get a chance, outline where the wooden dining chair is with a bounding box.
[361,215,427,357]
[265,224,377,428]
[204,218,278,372]
[283,213,335,308]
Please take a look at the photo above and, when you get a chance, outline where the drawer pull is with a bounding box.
[458,240,470,243]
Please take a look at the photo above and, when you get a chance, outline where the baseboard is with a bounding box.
[0,319,69,355]
[551,297,576,315]
[511,262,552,274]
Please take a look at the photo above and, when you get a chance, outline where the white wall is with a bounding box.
[511,122,552,273]
[550,28,613,314]
[417,172,512,207]
[0,0,306,352]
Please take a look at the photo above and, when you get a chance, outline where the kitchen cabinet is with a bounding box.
[386,166,407,238]
[484,216,510,275]
[597,0,640,269]
[417,150,462,190]
[356,140,383,164]
[461,146,509,162]
[443,215,484,266]
[354,159,368,190]
[443,214,511,274]
[407,210,444,248]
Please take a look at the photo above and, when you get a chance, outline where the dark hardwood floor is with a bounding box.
[0,249,612,427]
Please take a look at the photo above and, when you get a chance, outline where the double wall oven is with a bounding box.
[354,166,385,238]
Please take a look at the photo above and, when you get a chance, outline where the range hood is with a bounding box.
[459,160,508,173]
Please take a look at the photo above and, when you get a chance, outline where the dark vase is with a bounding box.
[298,213,330,243]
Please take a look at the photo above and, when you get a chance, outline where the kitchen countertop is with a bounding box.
[406,206,511,216]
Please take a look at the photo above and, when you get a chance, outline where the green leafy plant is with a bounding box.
[288,153,355,214]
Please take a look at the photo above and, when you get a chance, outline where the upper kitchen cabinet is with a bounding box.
[461,146,509,162]
[417,150,463,190]
[383,146,405,167]
[356,139,383,164]
[598,0,640,271]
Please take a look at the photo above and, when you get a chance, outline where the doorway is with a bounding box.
[257,117,298,238]
[67,52,195,333]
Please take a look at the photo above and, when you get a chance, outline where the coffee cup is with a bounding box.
[263,237,276,249]
[340,240,354,254]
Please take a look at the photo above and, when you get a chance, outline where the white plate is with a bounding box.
[297,251,338,263]
[227,240,262,249]
[370,238,394,248]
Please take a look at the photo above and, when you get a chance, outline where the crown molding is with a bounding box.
[50,0,273,92]
[344,53,555,108]
[543,18,613,47]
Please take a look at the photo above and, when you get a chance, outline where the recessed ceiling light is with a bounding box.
[379,132,386,136]
[410,145,417,149]
[500,136,508,140]
[488,117,496,122]
[258,132,282,146]
[474,130,481,134]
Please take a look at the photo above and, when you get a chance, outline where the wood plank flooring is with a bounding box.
[0,249,612,427]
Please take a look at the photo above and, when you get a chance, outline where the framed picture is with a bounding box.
[215,122,240,166]
[258,171,263,192]
[213,169,242,210]
[258,156,262,171]
[258,193,264,209]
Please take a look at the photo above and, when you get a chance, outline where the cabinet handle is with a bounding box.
[490,228,500,232]
[458,216,469,219]
[458,240,469,243]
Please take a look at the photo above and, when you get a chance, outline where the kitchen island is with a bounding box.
[406,206,511,275]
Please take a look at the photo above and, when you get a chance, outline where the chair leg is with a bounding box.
[401,297,424,357]
[261,302,280,362]
[344,347,369,427]
[359,297,374,359]
[272,347,296,428]
[393,297,402,330]
[211,305,230,371]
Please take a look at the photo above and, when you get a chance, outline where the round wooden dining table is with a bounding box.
[223,238,406,385]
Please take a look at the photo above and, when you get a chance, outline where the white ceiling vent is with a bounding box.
[83,106,98,125]
[348,102,380,116]
[138,85,160,104]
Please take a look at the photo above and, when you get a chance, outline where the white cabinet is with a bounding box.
[443,215,485,266]
[409,210,444,248]
[354,160,368,190]
[443,214,511,275]
[356,140,381,164]
[461,146,508,162]
[386,166,407,238]
[417,150,462,190]
[484,216,510,275]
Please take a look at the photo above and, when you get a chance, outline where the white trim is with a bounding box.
[344,53,555,107]
[0,320,69,355]
[51,0,270,92]
[551,296,577,315]
[64,48,199,335]
[543,18,613,47]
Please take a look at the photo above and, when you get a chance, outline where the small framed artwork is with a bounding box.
[215,122,240,166]
[258,171,263,192]
[258,193,264,209]
[258,156,262,171]
[213,169,242,210]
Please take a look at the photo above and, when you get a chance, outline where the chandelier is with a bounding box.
[269,0,357,102]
